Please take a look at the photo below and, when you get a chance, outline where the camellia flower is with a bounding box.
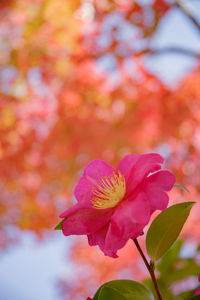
[194,274,200,295]
[60,154,175,257]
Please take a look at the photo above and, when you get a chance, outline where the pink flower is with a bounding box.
[86,298,93,300]
[60,154,175,258]
[194,274,200,295]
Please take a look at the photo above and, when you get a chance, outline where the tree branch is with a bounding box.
[174,0,200,32]
[137,46,200,58]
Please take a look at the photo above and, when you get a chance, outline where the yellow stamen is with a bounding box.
[91,171,126,209]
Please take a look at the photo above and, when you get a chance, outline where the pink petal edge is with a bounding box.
[61,207,113,236]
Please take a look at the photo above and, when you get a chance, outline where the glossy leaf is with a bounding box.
[93,280,154,300]
[146,202,195,262]
[144,239,200,300]
[157,240,199,285]
[177,290,198,300]
[54,219,66,230]
[143,278,174,300]
[98,287,126,300]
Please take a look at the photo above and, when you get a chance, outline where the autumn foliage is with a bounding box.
[0,0,200,299]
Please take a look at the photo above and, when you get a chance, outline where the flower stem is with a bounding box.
[133,238,163,300]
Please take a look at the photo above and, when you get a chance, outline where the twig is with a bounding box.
[134,46,200,58]
[137,46,200,58]
[133,239,163,300]
[174,1,200,32]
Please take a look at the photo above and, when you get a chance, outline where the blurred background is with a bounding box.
[0,0,200,299]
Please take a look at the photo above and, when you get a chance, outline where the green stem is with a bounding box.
[133,238,163,300]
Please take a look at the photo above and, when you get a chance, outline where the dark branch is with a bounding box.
[174,1,200,32]
[136,47,200,58]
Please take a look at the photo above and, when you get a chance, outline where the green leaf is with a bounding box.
[166,257,200,284]
[93,280,154,300]
[188,296,200,300]
[143,278,174,300]
[177,289,197,300]
[54,219,65,230]
[157,240,183,280]
[146,202,195,262]
[174,184,190,193]
[98,287,126,300]
[158,241,199,285]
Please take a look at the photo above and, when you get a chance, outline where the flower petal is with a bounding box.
[83,159,115,184]
[147,170,176,191]
[104,192,151,256]
[117,153,164,195]
[117,154,140,177]
[195,287,200,296]
[62,208,113,236]
[87,224,118,258]
[145,188,169,213]
[59,203,80,218]
[63,160,116,212]
[143,170,175,213]
[74,176,94,207]
[71,160,115,208]
[88,225,107,247]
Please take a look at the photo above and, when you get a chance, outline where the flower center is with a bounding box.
[91,171,126,209]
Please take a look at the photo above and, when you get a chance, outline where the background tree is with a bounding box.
[0,0,200,299]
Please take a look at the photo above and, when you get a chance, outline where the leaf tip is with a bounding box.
[54,219,65,230]
[173,184,190,194]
